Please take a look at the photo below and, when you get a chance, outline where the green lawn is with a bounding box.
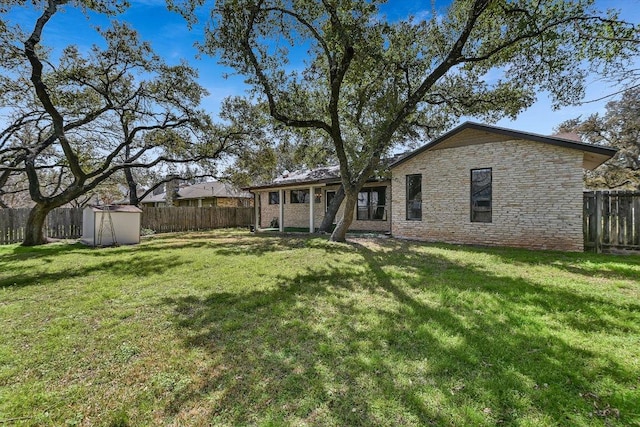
[1,230,639,426]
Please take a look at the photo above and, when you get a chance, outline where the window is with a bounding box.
[268,191,283,204]
[357,187,386,220]
[406,175,422,220]
[471,168,492,222]
[290,189,310,204]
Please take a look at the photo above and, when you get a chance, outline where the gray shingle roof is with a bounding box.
[273,165,341,185]
[245,153,408,190]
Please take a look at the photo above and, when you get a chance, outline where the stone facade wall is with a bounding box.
[256,182,391,232]
[391,138,585,251]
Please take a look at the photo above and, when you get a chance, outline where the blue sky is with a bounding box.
[5,0,640,136]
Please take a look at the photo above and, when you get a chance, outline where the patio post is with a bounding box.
[279,189,284,232]
[309,185,314,233]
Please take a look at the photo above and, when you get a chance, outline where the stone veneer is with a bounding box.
[391,138,585,251]
[256,182,391,233]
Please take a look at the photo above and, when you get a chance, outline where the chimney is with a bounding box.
[165,174,179,207]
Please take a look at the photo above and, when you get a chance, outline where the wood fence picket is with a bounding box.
[0,206,254,245]
[3,196,638,251]
[584,190,640,252]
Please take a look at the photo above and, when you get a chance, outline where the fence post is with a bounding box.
[595,191,602,253]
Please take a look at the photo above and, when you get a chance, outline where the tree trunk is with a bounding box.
[125,167,138,205]
[329,189,357,242]
[22,203,51,246]
[318,185,345,233]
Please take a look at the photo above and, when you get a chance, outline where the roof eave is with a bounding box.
[389,121,617,169]
[244,176,390,192]
[244,177,341,191]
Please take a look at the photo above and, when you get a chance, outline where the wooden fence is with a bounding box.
[0,206,254,245]
[584,190,640,252]
[140,207,254,233]
[0,207,84,245]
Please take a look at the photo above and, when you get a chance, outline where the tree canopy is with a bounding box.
[0,0,243,245]
[173,0,638,241]
[220,98,337,188]
[557,87,640,190]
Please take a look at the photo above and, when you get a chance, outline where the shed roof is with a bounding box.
[87,205,142,213]
[390,122,616,170]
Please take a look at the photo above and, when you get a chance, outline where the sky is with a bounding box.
[4,0,640,137]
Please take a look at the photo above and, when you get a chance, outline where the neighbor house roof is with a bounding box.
[141,181,251,204]
[390,121,616,170]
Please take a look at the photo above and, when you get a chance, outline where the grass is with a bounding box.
[1,229,639,426]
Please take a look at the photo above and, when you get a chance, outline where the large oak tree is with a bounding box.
[175,0,637,241]
[0,1,237,245]
[557,87,640,190]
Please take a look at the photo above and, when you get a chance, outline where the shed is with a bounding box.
[81,205,143,247]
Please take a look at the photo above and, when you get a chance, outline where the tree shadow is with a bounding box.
[134,231,353,257]
[354,240,638,423]
[159,237,639,425]
[0,231,352,290]
[0,241,88,262]
[474,244,640,282]
[0,252,193,289]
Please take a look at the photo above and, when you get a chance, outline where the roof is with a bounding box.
[246,165,342,191]
[86,205,142,213]
[141,181,252,203]
[275,165,341,184]
[549,131,582,142]
[245,153,407,191]
[390,122,617,170]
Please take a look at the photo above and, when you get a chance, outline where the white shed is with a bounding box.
[81,205,143,247]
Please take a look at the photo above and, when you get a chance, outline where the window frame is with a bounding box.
[406,174,422,221]
[290,189,310,204]
[470,168,492,223]
[356,186,387,221]
[268,191,284,205]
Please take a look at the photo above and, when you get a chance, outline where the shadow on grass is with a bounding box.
[477,245,640,282]
[130,230,351,257]
[0,231,349,290]
[161,237,640,426]
[2,229,420,263]
[0,251,193,289]
[0,241,88,261]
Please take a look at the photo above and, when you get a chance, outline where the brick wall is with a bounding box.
[391,138,585,251]
[175,197,252,208]
[256,183,391,232]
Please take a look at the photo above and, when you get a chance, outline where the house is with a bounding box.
[141,181,253,208]
[247,164,392,233]
[247,122,616,251]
